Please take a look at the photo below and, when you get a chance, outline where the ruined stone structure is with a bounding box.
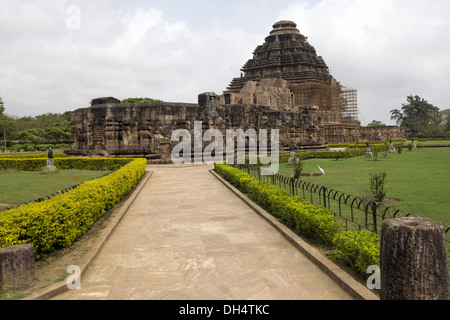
[67,20,404,161]
[67,92,324,161]
[360,126,406,142]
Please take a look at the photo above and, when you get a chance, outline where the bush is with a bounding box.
[0,156,131,171]
[277,148,370,164]
[0,153,66,159]
[215,163,342,246]
[329,230,380,274]
[0,158,146,259]
[369,172,387,202]
[293,159,303,178]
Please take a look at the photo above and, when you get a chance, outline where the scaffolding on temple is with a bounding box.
[340,86,359,121]
[290,82,341,111]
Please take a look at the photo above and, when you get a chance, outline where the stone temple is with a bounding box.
[67,20,404,161]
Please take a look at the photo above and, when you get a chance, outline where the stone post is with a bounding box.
[380,217,449,300]
[0,244,35,291]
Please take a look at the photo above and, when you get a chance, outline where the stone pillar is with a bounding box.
[0,244,35,291]
[380,217,449,300]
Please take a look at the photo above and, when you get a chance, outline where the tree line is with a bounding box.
[0,97,72,151]
[0,97,164,151]
[390,95,449,135]
[369,95,449,136]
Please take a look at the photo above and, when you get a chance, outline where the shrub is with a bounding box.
[329,230,380,274]
[293,159,303,179]
[0,156,130,171]
[0,158,146,259]
[371,149,378,161]
[215,163,343,246]
[276,149,369,164]
[369,172,387,202]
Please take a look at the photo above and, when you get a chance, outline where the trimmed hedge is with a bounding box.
[330,230,380,274]
[0,153,66,159]
[0,157,131,171]
[249,147,390,165]
[0,158,147,259]
[214,162,380,274]
[215,163,342,246]
[280,145,390,163]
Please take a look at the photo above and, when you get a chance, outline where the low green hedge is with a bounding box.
[0,157,131,171]
[214,162,380,274]
[330,230,381,274]
[0,153,66,159]
[0,158,147,259]
[215,163,342,245]
[248,147,389,165]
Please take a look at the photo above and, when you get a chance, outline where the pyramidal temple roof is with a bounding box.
[227,20,333,92]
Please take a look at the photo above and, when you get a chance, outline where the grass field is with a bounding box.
[416,139,450,146]
[274,147,450,227]
[0,169,110,211]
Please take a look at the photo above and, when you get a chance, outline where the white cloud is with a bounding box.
[0,1,263,114]
[277,0,450,124]
[117,8,164,48]
[0,0,448,126]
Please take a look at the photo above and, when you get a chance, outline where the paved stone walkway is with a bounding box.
[55,164,352,300]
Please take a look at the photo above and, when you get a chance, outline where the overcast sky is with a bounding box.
[1,0,449,125]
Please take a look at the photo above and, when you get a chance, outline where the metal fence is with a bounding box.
[235,164,450,244]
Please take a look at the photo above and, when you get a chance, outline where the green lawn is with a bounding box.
[0,169,110,211]
[273,147,450,227]
[416,139,450,146]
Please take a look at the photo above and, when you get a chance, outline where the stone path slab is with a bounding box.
[54,164,353,300]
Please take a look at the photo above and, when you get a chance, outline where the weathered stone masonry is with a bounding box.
[67,93,326,161]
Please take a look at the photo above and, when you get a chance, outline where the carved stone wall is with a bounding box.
[220,79,293,111]
[67,93,326,161]
[68,102,201,160]
[359,126,406,142]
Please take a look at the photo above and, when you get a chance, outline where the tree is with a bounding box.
[0,98,15,149]
[16,128,46,144]
[0,97,5,147]
[44,127,72,143]
[441,109,450,132]
[12,112,73,143]
[367,120,386,127]
[390,95,441,134]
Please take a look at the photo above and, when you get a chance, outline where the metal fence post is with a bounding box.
[321,186,327,208]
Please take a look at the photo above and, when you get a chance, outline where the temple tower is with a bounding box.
[226,20,342,112]
[222,20,360,143]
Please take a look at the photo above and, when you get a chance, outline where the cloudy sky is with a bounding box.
[0,0,449,125]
